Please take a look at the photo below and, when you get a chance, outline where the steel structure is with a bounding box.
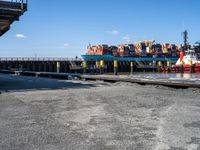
[0,57,82,61]
[0,0,27,36]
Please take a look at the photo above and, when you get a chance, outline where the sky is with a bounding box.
[0,0,200,57]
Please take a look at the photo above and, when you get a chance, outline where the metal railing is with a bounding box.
[0,57,83,61]
[0,0,27,10]
[11,0,27,10]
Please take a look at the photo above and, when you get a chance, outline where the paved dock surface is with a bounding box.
[1,74,200,150]
[81,74,200,88]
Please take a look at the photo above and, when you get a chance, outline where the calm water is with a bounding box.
[131,73,200,80]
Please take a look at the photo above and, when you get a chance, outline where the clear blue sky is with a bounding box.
[0,0,200,57]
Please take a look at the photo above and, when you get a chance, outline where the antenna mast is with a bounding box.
[182,30,188,50]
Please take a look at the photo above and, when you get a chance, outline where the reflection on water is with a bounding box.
[131,73,200,80]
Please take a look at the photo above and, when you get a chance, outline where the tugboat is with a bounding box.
[170,49,200,73]
[162,30,200,73]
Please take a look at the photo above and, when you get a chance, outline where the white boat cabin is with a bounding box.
[176,50,200,65]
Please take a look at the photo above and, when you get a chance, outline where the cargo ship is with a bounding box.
[82,42,200,62]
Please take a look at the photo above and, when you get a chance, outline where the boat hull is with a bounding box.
[162,63,200,73]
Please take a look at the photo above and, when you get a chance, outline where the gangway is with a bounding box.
[69,61,82,71]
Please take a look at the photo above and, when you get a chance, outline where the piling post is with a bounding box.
[130,62,134,75]
[167,61,171,73]
[114,60,118,75]
[180,61,184,73]
[3,62,7,70]
[100,60,104,74]
[96,61,100,74]
[82,61,87,74]
[27,62,31,71]
[0,62,1,70]
[44,62,47,72]
[38,62,42,72]
[56,62,60,73]
[32,62,36,71]
[157,61,162,73]
[48,62,52,72]
[190,60,194,73]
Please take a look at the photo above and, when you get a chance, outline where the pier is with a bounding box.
[0,57,82,73]
[0,56,179,74]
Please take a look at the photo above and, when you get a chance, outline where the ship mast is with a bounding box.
[182,30,189,51]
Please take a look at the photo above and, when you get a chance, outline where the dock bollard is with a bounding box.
[167,61,171,73]
[100,60,104,74]
[57,62,60,73]
[190,60,194,73]
[82,61,87,74]
[157,61,162,73]
[130,62,134,74]
[96,61,100,74]
[180,61,184,73]
[114,60,118,75]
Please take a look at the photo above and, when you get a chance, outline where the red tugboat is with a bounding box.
[169,49,200,73]
[162,30,200,73]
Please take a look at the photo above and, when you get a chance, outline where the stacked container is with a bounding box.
[141,42,147,57]
[135,42,146,57]
[86,42,184,58]
[127,44,135,57]
[152,44,162,57]
[162,43,172,57]
[144,40,154,56]
[170,44,178,57]
[118,45,130,57]
[110,46,119,57]
[87,45,110,55]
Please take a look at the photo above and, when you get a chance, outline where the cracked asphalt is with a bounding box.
[0,74,200,150]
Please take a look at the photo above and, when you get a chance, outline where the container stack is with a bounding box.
[152,44,162,56]
[110,46,119,57]
[135,42,145,57]
[86,41,192,58]
[161,43,171,57]
[144,40,154,56]
[87,45,110,55]
[118,45,130,57]
[127,44,135,57]
[170,44,178,57]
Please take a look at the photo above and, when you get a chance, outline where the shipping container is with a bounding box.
[127,44,135,57]
[118,45,130,57]
[87,44,111,55]
[110,46,119,57]
[86,41,182,58]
